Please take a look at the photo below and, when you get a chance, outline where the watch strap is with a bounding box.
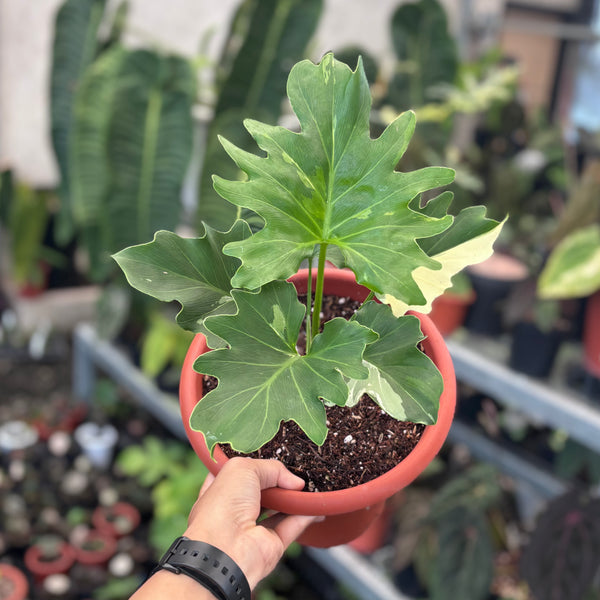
[151,536,251,600]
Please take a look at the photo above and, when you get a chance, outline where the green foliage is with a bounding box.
[116,54,504,455]
[50,0,196,284]
[116,435,190,486]
[521,491,600,600]
[538,224,600,299]
[414,464,503,600]
[116,437,208,556]
[217,57,454,301]
[140,311,194,378]
[0,168,13,225]
[6,185,49,286]
[193,280,377,453]
[94,576,141,600]
[198,0,323,230]
[106,50,195,252]
[348,303,443,423]
[387,0,458,111]
[50,0,106,244]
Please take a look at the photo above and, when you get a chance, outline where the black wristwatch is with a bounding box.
[151,536,251,600]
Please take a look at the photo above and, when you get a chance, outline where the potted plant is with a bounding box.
[538,223,600,379]
[91,502,141,540]
[70,528,117,567]
[23,534,76,582]
[504,279,568,378]
[536,157,600,381]
[0,563,29,600]
[114,54,504,546]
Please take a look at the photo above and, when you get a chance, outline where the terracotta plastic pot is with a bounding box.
[583,291,600,378]
[0,563,29,600]
[180,268,456,547]
[24,540,76,581]
[91,503,141,539]
[428,290,476,337]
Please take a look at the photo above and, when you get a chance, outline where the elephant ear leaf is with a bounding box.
[383,193,505,315]
[215,53,455,305]
[113,221,252,348]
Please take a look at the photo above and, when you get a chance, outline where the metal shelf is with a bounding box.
[447,335,600,454]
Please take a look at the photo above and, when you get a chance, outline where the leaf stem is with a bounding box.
[311,243,328,341]
[305,258,313,353]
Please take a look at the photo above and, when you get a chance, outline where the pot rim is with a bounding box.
[24,540,76,576]
[0,563,29,600]
[180,267,456,515]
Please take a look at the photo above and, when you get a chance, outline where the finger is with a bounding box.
[248,459,306,492]
[272,514,322,548]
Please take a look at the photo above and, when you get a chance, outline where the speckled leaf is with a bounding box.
[215,53,454,304]
[347,301,442,424]
[191,280,377,454]
[113,221,251,347]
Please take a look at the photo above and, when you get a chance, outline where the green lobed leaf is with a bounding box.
[214,53,454,304]
[347,302,443,424]
[191,280,377,453]
[113,221,251,347]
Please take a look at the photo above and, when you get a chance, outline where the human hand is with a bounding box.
[183,457,319,589]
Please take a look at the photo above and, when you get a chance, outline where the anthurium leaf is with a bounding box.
[215,53,454,304]
[538,224,600,299]
[347,302,442,424]
[113,221,251,347]
[191,280,377,454]
[383,198,505,315]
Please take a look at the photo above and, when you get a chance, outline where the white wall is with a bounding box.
[0,0,495,188]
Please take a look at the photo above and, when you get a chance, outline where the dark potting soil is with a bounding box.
[204,294,426,492]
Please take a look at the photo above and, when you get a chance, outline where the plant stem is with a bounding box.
[305,259,313,353]
[310,243,328,342]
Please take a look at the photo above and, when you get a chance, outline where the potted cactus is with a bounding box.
[114,54,503,546]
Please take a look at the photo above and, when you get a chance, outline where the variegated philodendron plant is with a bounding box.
[114,54,504,455]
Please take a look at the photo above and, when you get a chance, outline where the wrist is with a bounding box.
[151,537,251,600]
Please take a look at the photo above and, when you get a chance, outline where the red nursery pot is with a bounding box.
[72,530,118,566]
[583,291,600,378]
[180,268,456,547]
[0,563,29,600]
[24,540,76,581]
[91,503,141,539]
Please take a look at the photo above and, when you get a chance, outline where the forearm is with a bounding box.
[130,570,218,600]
